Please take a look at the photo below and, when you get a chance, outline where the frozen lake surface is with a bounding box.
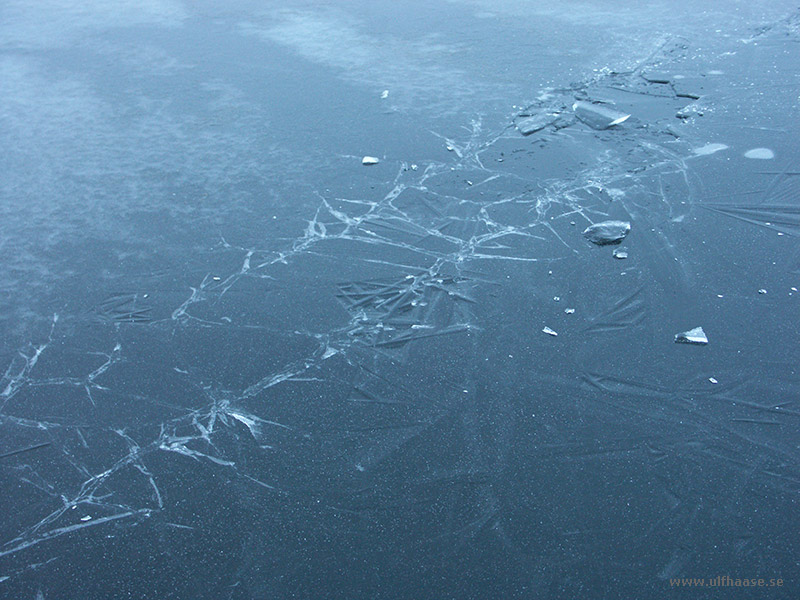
[1,1,799,598]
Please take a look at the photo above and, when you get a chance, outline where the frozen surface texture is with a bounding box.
[1,2,799,599]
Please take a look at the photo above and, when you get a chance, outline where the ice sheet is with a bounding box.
[1,2,798,599]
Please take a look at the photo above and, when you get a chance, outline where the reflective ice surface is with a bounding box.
[1,1,799,598]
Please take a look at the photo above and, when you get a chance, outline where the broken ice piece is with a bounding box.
[641,71,671,84]
[758,289,767,294]
[708,377,718,384]
[516,113,557,136]
[542,326,558,336]
[572,101,630,130]
[380,90,389,99]
[564,308,575,314]
[583,220,631,245]
[674,326,709,345]
[613,249,628,259]
[80,515,92,522]
[362,156,380,165]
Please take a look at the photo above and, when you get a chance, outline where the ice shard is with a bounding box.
[674,327,709,345]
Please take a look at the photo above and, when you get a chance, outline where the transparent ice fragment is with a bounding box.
[572,101,630,130]
[674,326,708,345]
[613,249,628,259]
[583,220,631,245]
[542,326,558,336]
[516,112,557,135]
[362,156,380,165]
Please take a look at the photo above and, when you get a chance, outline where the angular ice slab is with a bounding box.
[573,101,630,130]
[362,156,380,165]
[674,327,709,345]
[516,112,557,135]
[583,220,631,245]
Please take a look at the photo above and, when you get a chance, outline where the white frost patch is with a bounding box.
[0,0,186,49]
[240,9,490,113]
[693,143,728,156]
[744,148,774,160]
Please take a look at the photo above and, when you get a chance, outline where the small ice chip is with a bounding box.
[573,101,630,130]
[564,308,575,314]
[744,148,774,160]
[583,220,631,245]
[80,515,92,522]
[380,90,389,99]
[708,377,718,384]
[674,326,709,345]
[542,326,558,336]
[212,276,221,281]
[613,249,628,259]
[362,156,380,165]
[758,288,767,294]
